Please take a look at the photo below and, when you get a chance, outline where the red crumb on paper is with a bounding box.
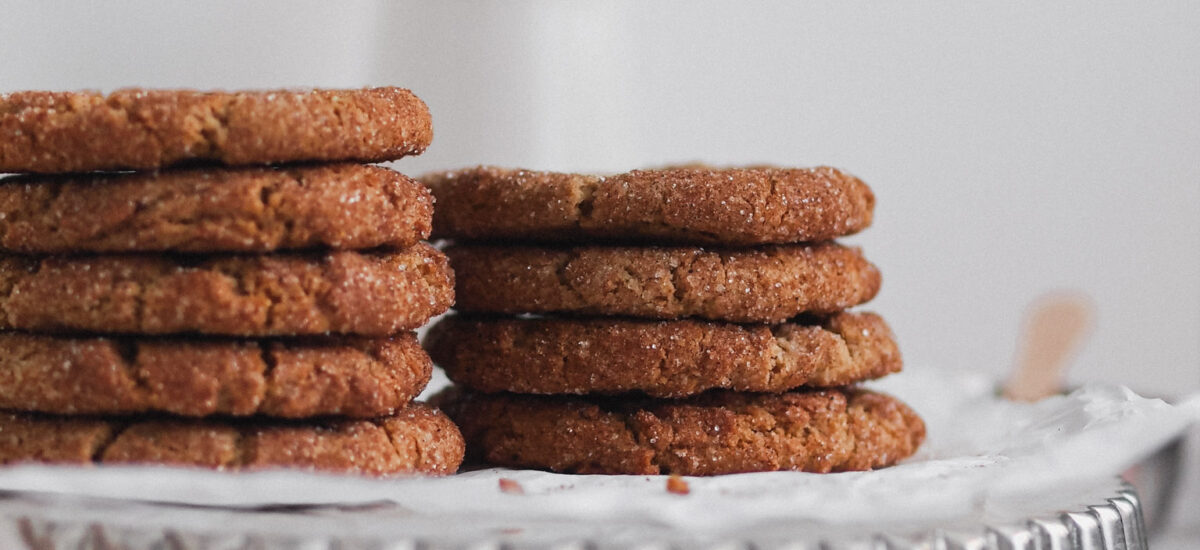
[499,478,525,495]
[666,475,690,495]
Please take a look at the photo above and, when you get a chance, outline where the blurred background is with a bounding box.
[2,0,1197,541]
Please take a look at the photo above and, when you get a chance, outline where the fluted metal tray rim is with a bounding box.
[2,480,1147,550]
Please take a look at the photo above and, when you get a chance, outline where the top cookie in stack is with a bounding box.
[0,88,463,476]
[423,165,924,475]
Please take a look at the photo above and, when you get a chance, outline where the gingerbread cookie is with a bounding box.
[0,88,432,174]
[426,312,900,397]
[0,244,453,336]
[447,242,879,323]
[439,388,924,475]
[0,332,431,418]
[423,165,873,245]
[0,404,463,475]
[0,164,432,253]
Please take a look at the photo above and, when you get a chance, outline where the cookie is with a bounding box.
[0,404,463,475]
[447,242,880,323]
[426,312,900,397]
[422,165,874,245]
[0,244,453,336]
[439,388,924,475]
[0,88,432,174]
[0,164,432,253]
[0,332,431,418]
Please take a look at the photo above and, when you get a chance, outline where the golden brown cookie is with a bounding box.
[0,244,453,336]
[439,387,924,475]
[0,332,431,418]
[447,242,880,323]
[0,88,432,174]
[0,404,464,475]
[0,164,432,253]
[426,312,900,397]
[423,165,874,245]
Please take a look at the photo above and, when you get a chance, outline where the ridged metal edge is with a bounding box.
[2,482,1147,550]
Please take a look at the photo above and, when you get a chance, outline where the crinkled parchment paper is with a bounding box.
[0,366,1196,542]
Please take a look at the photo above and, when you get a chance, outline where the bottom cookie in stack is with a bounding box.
[438,387,923,476]
[0,405,462,476]
[0,333,464,476]
[427,312,924,475]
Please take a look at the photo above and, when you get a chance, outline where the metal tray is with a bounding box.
[0,478,1145,549]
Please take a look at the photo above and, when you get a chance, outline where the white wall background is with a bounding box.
[1,0,1199,540]
[376,2,1200,401]
[3,0,1196,397]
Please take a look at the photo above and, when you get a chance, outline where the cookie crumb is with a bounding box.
[666,475,690,495]
[499,478,524,495]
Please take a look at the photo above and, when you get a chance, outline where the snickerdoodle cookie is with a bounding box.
[427,311,900,397]
[0,404,463,475]
[423,165,873,245]
[0,88,432,173]
[0,332,431,418]
[0,244,453,336]
[447,242,879,323]
[0,164,432,253]
[439,387,924,475]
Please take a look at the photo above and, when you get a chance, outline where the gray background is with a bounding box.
[2,0,1197,543]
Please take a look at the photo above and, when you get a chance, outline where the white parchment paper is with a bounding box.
[0,366,1197,536]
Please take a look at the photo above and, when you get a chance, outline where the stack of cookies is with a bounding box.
[424,166,924,475]
[0,88,463,475]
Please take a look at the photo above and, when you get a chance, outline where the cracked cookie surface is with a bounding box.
[0,164,433,253]
[426,312,900,397]
[0,88,432,173]
[447,242,880,323]
[0,332,431,418]
[0,403,464,475]
[423,165,874,245]
[0,243,454,336]
[439,387,924,475]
